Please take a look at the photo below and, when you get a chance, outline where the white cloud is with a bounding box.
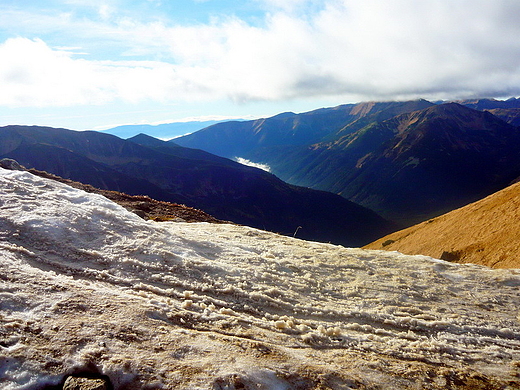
[1,0,520,109]
[255,0,315,12]
[0,38,217,107]
[98,4,115,20]
[235,157,271,172]
[0,38,106,106]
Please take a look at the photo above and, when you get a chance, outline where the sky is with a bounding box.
[1,0,520,130]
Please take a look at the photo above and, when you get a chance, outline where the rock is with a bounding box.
[440,250,461,262]
[62,376,108,390]
[0,158,25,171]
[381,239,395,247]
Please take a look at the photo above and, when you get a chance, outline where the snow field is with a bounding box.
[1,168,520,389]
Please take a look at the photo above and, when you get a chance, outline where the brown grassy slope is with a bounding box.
[364,181,520,269]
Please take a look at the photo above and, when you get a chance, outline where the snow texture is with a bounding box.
[1,168,520,389]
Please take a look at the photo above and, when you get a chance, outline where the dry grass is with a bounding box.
[365,181,520,269]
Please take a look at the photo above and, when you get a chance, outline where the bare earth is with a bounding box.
[365,181,520,269]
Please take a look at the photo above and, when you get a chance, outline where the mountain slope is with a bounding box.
[173,100,434,164]
[458,97,520,126]
[127,132,247,165]
[364,180,520,269]
[0,126,394,246]
[2,168,520,389]
[174,100,520,225]
[280,103,520,224]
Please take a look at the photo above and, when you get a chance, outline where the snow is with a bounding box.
[1,168,520,389]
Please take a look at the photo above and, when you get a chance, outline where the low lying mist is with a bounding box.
[235,157,271,172]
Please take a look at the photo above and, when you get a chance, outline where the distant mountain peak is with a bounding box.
[271,111,296,119]
[127,133,167,147]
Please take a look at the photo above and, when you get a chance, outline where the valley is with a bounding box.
[3,97,520,390]
[0,126,395,247]
[175,98,520,225]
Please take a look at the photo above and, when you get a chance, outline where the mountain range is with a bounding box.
[2,97,520,247]
[173,100,434,159]
[101,119,223,140]
[174,98,520,225]
[5,97,520,390]
[0,125,394,247]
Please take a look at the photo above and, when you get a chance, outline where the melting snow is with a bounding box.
[1,168,520,389]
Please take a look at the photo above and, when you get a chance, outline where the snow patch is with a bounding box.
[1,167,520,389]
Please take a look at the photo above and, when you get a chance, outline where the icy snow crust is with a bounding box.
[1,169,520,390]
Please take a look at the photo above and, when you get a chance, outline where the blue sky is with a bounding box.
[1,0,520,130]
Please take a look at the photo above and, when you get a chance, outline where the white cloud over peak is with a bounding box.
[1,0,520,110]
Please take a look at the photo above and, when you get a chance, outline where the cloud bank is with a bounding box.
[1,0,520,108]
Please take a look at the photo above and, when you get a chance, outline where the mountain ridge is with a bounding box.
[101,119,224,140]
[0,125,395,246]
[173,100,435,160]
[174,100,520,225]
